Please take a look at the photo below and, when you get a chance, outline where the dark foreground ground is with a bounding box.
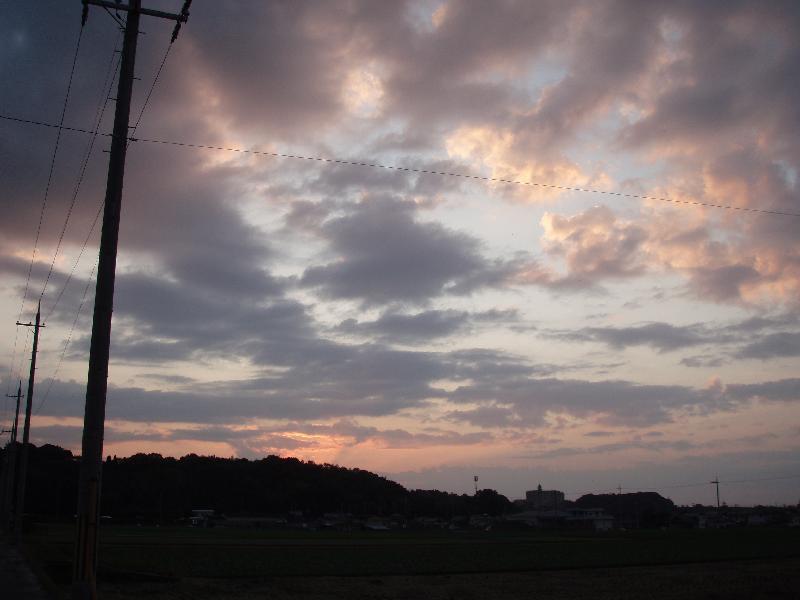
[21,524,800,599]
[96,559,800,600]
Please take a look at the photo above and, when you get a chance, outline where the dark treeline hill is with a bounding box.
[574,492,676,528]
[1,443,511,522]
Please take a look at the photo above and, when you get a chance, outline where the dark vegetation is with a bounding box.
[7,444,800,599]
[574,492,675,528]
[2,443,512,521]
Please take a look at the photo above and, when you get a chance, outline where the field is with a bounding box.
[24,524,800,599]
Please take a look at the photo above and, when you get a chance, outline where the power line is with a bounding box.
[27,9,173,314]
[43,16,171,325]
[40,34,122,305]
[2,114,799,219]
[102,5,125,28]
[8,23,84,398]
[129,40,172,139]
[45,200,104,323]
[37,260,98,416]
[16,26,85,318]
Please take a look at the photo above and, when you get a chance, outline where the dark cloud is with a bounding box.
[338,308,517,344]
[300,195,517,305]
[687,265,763,304]
[339,310,468,343]
[174,1,404,139]
[137,373,196,385]
[723,379,800,403]
[552,322,718,353]
[448,377,708,427]
[519,438,698,460]
[305,157,472,201]
[735,332,800,360]
[320,419,493,449]
[620,2,800,159]
[508,0,663,156]
[545,314,800,363]
[680,354,727,369]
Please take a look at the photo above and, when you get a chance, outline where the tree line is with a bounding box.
[1,443,511,522]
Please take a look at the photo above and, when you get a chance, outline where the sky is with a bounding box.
[1,0,798,506]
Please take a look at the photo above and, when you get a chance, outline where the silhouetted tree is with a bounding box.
[0,444,514,522]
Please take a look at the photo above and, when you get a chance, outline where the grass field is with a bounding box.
[24,524,800,599]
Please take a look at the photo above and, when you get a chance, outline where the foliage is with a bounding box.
[0,443,512,520]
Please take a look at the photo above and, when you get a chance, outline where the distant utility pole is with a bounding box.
[617,484,622,495]
[711,477,720,508]
[10,381,22,443]
[14,302,44,542]
[73,2,190,599]
[0,382,22,531]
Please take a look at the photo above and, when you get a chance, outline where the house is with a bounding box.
[189,509,215,527]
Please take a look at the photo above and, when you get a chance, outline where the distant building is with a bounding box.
[190,509,214,527]
[526,484,565,511]
[505,507,613,531]
[566,507,614,531]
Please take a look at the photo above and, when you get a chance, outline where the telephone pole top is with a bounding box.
[711,477,720,508]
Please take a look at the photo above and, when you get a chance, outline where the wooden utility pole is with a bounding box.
[73,3,189,598]
[14,302,44,542]
[0,382,22,531]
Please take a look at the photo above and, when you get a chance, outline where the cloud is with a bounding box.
[443,405,520,429]
[300,195,517,305]
[3,1,799,499]
[338,307,520,345]
[555,322,715,352]
[448,377,705,427]
[545,314,800,361]
[519,438,699,460]
[723,379,800,403]
[338,309,468,343]
[517,206,649,290]
[735,332,800,360]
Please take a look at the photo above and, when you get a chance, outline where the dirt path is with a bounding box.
[0,537,53,600]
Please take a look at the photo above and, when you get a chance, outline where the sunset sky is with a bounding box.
[1,0,798,506]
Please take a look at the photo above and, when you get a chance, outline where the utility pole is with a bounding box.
[0,382,22,531]
[711,477,720,508]
[73,3,190,599]
[14,302,44,542]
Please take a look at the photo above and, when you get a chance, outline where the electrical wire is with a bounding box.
[40,34,122,307]
[1,114,798,219]
[45,200,104,323]
[16,26,84,319]
[8,23,84,397]
[36,260,98,416]
[129,41,173,139]
[37,23,173,413]
[102,5,125,29]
